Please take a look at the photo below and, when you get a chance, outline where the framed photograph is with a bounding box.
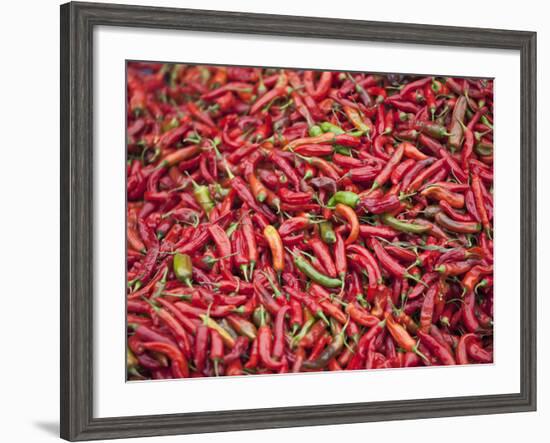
[60,1,537,441]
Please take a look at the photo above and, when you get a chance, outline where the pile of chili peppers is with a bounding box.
[127,62,494,380]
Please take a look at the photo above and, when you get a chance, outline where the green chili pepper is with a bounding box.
[291,317,315,347]
[381,213,431,234]
[226,222,239,238]
[127,348,145,379]
[333,145,352,156]
[200,314,236,348]
[308,125,323,137]
[302,330,345,369]
[127,348,139,368]
[173,253,193,286]
[303,169,314,180]
[320,121,345,135]
[480,115,493,129]
[475,142,493,156]
[213,183,229,200]
[294,255,342,288]
[192,183,215,215]
[162,117,179,132]
[218,318,239,340]
[327,191,360,208]
[319,221,336,244]
[423,205,442,219]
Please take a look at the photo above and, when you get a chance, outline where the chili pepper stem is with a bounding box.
[241,264,249,282]
[413,342,429,363]
[318,311,330,326]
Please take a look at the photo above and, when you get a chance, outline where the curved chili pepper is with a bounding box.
[335,203,359,245]
[420,185,464,208]
[346,302,379,327]
[467,340,493,363]
[381,213,430,234]
[434,212,481,234]
[417,331,456,365]
[303,329,345,370]
[145,300,192,357]
[360,193,402,214]
[292,252,342,289]
[328,191,360,208]
[385,314,419,355]
[142,341,189,378]
[407,158,447,192]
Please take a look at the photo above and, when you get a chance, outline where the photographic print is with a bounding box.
[126,62,494,381]
[62,3,537,439]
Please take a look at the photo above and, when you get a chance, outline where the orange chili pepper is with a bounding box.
[385,313,417,353]
[334,203,359,245]
[263,225,284,272]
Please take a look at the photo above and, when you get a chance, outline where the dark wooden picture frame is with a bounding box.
[60,2,537,441]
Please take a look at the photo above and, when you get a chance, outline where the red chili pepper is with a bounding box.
[419,283,438,333]
[308,236,338,278]
[142,341,189,378]
[209,329,225,376]
[272,305,290,359]
[245,337,260,370]
[467,340,493,363]
[257,307,285,369]
[369,238,407,278]
[417,331,456,365]
[359,193,402,214]
[462,290,480,332]
[304,71,332,101]
[333,232,348,280]
[289,298,303,333]
[250,86,287,114]
[472,172,491,233]
[194,325,209,373]
[147,301,192,357]
[208,223,232,272]
[346,302,379,327]
[461,123,475,171]
[155,297,198,334]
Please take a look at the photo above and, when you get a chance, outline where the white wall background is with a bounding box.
[0,1,546,442]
